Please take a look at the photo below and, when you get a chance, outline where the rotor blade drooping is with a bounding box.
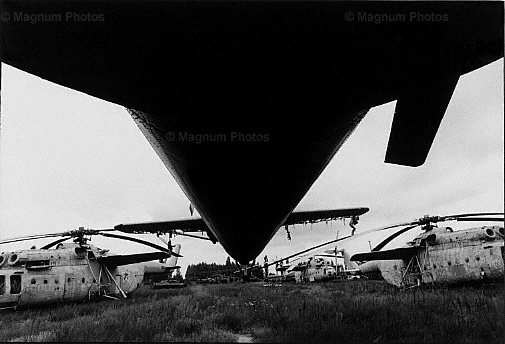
[98,251,172,268]
[0,233,66,245]
[351,247,418,261]
[114,207,369,246]
[376,213,504,232]
[1,228,182,257]
[265,219,405,268]
[282,208,369,226]
[40,237,72,250]
[98,233,182,257]
[266,212,504,269]
[372,225,419,252]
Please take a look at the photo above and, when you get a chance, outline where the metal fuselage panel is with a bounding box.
[304,259,339,283]
[417,227,504,285]
[369,227,505,286]
[110,265,144,295]
[0,252,93,307]
[305,267,338,283]
[0,246,143,308]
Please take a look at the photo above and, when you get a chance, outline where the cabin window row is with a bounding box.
[30,278,59,285]
[28,277,88,285]
[0,275,91,295]
[424,256,481,270]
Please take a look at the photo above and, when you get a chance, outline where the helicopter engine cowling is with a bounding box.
[0,252,9,267]
[495,227,504,238]
[75,247,87,259]
[8,252,28,266]
[483,227,496,240]
[424,234,437,245]
[426,227,500,245]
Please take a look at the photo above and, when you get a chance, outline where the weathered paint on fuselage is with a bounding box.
[291,256,342,283]
[0,243,144,309]
[142,244,181,283]
[359,226,505,287]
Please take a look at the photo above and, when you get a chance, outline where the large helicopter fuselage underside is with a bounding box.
[1,1,503,263]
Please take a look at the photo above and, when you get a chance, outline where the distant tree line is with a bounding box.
[185,257,264,281]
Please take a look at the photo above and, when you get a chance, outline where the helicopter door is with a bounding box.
[64,274,78,301]
[0,274,21,309]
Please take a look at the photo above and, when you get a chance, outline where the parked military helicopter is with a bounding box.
[346,213,504,287]
[142,243,181,284]
[268,249,344,283]
[288,254,344,283]
[0,228,182,310]
[265,212,504,287]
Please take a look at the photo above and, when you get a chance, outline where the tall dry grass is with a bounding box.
[0,280,502,342]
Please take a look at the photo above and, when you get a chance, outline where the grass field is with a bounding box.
[0,280,503,343]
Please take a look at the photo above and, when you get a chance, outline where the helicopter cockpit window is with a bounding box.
[10,275,21,294]
[0,276,5,295]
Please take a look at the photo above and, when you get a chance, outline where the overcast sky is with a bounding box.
[0,59,503,275]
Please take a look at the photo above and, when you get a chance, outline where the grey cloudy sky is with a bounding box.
[0,59,503,274]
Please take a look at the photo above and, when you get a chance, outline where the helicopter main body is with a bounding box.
[0,243,144,310]
[288,256,343,283]
[352,226,504,287]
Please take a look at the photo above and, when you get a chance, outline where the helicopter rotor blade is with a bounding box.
[442,212,504,219]
[376,220,419,231]
[371,224,419,251]
[266,221,405,268]
[0,228,113,247]
[453,217,504,222]
[265,235,352,269]
[59,228,116,237]
[172,231,212,241]
[376,212,504,231]
[1,227,183,257]
[98,232,183,257]
[368,212,504,251]
[40,237,72,249]
[0,233,65,245]
[265,211,504,268]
